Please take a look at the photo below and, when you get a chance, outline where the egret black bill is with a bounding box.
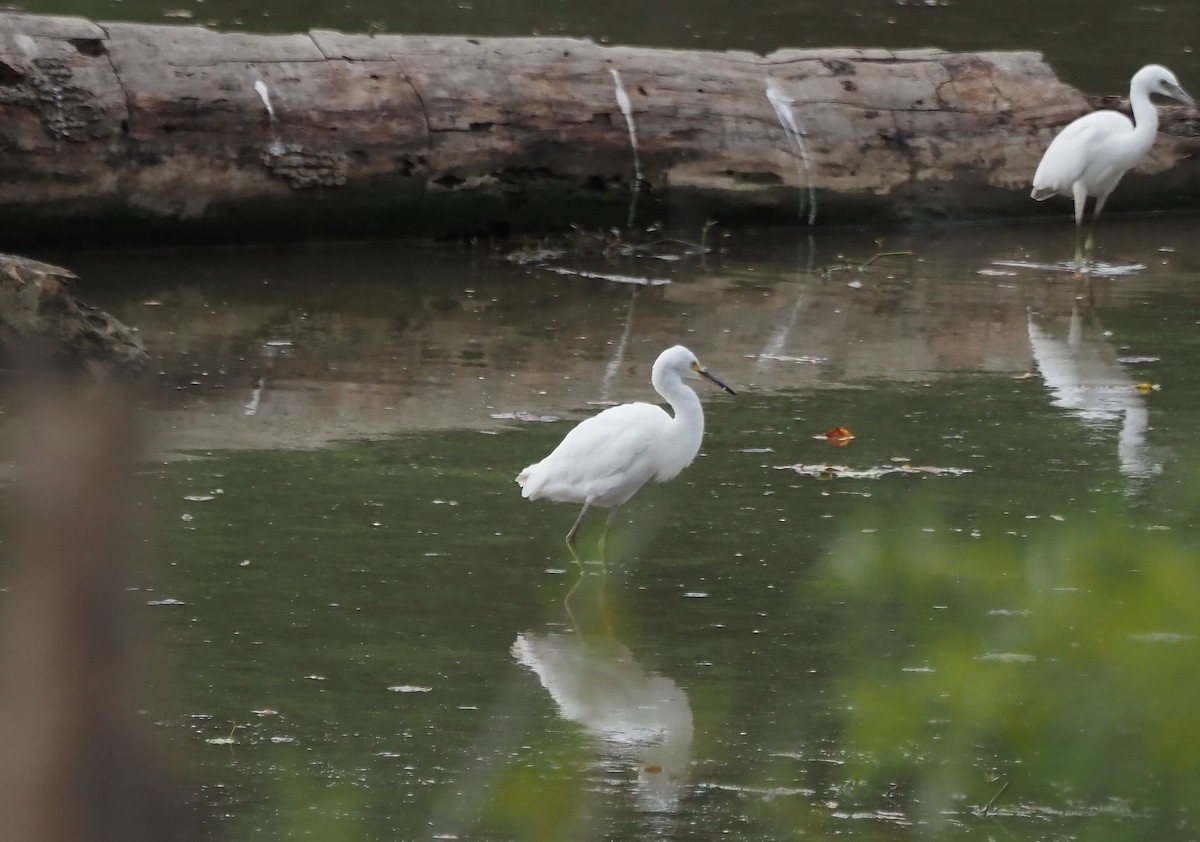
[698,367,736,396]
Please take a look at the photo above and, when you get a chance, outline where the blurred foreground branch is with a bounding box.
[0,254,181,841]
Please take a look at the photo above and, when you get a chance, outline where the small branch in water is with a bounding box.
[859,250,913,269]
[817,243,912,279]
[981,780,1010,816]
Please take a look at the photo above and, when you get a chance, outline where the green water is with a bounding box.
[18,0,1200,91]
[34,221,1188,839]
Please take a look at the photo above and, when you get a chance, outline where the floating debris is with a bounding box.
[777,464,973,479]
[388,685,433,693]
[830,810,912,826]
[489,411,560,423]
[990,259,1146,278]
[756,353,827,364]
[698,781,818,798]
[538,265,670,286]
[147,598,186,607]
[1128,632,1196,644]
[504,247,568,265]
[976,652,1036,663]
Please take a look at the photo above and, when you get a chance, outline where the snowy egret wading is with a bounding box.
[1031,64,1195,264]
[517,345,734,558]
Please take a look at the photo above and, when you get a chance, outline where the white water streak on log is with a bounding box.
[253,79,287,156]
[766,78,817,226]
[609,68,643,228]
[253,80,275,122]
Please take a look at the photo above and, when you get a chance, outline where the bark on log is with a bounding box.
[0,11,1198,245]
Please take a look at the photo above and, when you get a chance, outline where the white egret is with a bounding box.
[1031,64,1195,264]
[516,345,734,556]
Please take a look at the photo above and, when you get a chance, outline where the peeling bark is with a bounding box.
[0,12,1197,244]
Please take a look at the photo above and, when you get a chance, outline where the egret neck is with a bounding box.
[650,355,705,483]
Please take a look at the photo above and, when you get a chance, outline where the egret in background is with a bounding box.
[1031,64,1195,265]
[517,345,735,558]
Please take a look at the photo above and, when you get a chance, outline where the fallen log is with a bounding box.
[0,11,1197,245]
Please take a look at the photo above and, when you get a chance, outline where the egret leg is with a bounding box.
[563,503,590,609]
[1072,184,1089,266]
[1086,192,1110,259]
[598,507,619,566]
[565,501,591,573]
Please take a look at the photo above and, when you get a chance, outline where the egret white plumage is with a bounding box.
[516,345,734,557]
[1031,64,1195,264]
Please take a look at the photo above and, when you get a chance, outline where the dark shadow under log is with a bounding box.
[0,11,1198,245]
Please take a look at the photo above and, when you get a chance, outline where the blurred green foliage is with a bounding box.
[825,504,1200,838]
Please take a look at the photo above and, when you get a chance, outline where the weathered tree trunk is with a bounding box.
[0,11,1197,244]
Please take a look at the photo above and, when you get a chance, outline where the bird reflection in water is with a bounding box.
[1028,303,1161,483]
[512,575,694,814]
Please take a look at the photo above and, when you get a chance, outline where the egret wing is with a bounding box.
[519,403,669,504]
[1031,111,1133,198]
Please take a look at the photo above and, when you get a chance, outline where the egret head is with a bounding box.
[654,345,736,395]
[1135,64,1196,108]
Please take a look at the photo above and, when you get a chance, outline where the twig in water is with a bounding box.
[817,246,913,279]
[859,250,912,269]
[981,780,1010,816]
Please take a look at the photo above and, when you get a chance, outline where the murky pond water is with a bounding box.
[28,217,1200,839]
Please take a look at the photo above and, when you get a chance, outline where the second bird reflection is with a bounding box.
[1028,303,1161,484]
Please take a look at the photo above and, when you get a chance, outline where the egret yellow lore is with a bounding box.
[1031,64,1196,264]
[516,345,735,558]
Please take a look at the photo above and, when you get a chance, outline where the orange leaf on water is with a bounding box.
[822,426,854,446]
